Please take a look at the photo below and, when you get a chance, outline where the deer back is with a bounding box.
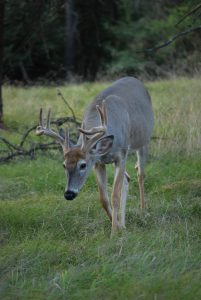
[82,77,154,153]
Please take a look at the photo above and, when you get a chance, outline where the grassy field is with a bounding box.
[0,77,201,300]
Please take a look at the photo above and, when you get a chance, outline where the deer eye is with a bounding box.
[79,162,86,170]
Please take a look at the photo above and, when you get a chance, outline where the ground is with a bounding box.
[0,77,201,299]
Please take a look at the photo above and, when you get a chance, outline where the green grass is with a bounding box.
[0,77,201,299]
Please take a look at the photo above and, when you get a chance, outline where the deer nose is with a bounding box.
[64,190,77,201]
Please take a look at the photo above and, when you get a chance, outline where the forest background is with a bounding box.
[1,0,201,84]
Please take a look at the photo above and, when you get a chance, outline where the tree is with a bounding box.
[0,0,4,125]
[1,0,200,82]
[65,0,77,79]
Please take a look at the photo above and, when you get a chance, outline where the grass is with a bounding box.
[0,77,201,299]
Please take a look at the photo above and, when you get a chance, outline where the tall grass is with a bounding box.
[2,77,201,156]
[0,77,201,299]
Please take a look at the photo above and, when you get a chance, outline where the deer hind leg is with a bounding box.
[136,147,147,209]
[120,171,130,228]
[94,163,112,221]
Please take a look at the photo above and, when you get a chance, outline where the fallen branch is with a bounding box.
[0,137,21,151]
[0,87,82,163]
[0,141,59,163]
[19,116,80,148]
[0,116,81,163]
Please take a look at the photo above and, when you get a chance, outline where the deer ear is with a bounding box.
[90,135,114,156]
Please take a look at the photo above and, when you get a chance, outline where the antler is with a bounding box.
[79,100,107,136]
[36,108,69,151]
[79,100,108,151]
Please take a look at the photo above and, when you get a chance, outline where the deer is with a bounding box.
[36,77,154,233]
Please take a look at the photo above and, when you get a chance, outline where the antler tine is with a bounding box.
[78,121,85,134]
[36,108,45,136]
[96,105,104,125]
[80,121,87,149]
[102,100,107,126]
[96,100,107,126]
[84,132,105,153]
[36,108,69,151]
[82,121,85,130]
[78,101,108,151]
[79,126,105,135]
[78,100,107,136]
[65,127,69,148]
[47,108,51,129]
[39,108,43,127]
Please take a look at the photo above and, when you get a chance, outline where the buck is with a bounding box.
[36,77,154,232]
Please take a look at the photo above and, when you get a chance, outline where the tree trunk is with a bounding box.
[65,0,77,80]
[0,0,4,125]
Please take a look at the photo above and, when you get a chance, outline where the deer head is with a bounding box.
[36,101,114,200]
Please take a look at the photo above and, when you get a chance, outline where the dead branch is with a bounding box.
[19,125,37,147]
[176,3,201,26]
[0,141,59,163]
[57,89,76,122]
[0,86,82,163]
[0,115,81,163]
[137,25,201,53]
[0,137,21,151]
[19,116,80,148]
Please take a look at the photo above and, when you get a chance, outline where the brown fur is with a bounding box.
[64,148,86,170]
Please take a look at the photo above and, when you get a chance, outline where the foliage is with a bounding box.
[2,0,201,81]
[105,0,201,77]
[0,77,201,299]
[4,0,65,81]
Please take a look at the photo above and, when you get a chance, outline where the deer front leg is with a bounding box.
[111,162,125,232]
[94,163,112,221]
[136,147,147,209]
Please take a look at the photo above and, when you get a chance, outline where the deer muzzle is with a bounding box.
[64,190,78,201]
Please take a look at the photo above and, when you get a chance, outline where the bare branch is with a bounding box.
[0,137,21,151]
[137,25,201,53]
[20,116,80,148]
[20,125,37,147]
[0,141,59,163]
[176,3,201,26]
[57,89,76,122]
[0,114,81,163]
